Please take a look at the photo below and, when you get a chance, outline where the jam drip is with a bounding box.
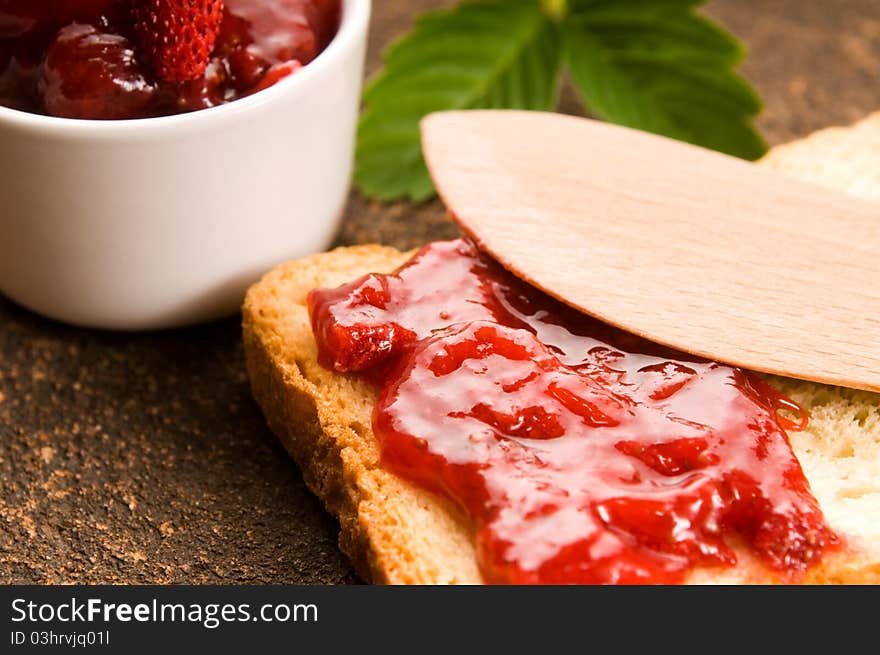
[309,239,839,584]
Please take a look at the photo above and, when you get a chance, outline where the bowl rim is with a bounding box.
[0,0,371,133]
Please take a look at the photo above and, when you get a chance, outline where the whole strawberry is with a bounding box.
[133,0,224,82]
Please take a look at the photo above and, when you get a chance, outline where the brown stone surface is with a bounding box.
[1,0,879,584]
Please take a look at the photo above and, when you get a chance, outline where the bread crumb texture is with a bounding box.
[243,111,880,584]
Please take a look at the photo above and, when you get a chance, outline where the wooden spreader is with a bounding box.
[421,110,880,392]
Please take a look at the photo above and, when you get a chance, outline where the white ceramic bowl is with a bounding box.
[0,0,370,330]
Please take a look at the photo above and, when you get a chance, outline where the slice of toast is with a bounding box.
[243,112,880,584]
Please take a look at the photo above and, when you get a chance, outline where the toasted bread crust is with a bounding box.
[243,245,482,583]
[243,299,373,580]
[243,112,880,584]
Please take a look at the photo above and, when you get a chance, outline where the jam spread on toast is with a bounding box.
[308,239,838,584]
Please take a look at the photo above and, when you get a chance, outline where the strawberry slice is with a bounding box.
[132,0,224,82]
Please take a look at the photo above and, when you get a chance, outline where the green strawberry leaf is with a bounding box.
[356,0,767,202]
[564,0,767,159]
[356,0,563,202]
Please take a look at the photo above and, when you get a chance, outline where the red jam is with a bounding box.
[309,239,840,584]
[0,0,340,119]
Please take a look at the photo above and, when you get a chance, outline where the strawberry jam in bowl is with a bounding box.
[0,1,371,329]
[0,0,341,118]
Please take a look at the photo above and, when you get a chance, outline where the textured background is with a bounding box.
[2,0,879,584]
